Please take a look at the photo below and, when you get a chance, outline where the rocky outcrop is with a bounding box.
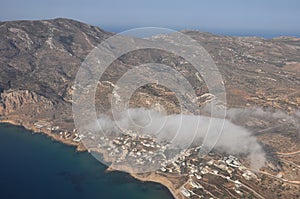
[0,89,54,115]
[0,101,4,114]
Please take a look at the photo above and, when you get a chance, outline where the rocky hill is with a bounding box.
[0,18,111,122]
[0,19,299,117]
[0,17,299,151]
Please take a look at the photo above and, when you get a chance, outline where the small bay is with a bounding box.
[0,123,173,199]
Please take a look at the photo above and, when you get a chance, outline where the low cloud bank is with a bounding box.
[92,108,269,169]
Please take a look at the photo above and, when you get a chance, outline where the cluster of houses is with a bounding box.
[89,129,259,198]
[178,153,258,198]
[33,121,84,142]
[94,131,169,168]
[33,122,260,198]
[156,148,258,198]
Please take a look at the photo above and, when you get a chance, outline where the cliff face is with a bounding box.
[0,90,54,115]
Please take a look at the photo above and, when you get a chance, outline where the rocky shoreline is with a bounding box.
[130,173,182,199]
[0,119,181,199]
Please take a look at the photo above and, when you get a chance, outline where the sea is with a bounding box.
[102,25,300,39]
[0,123,173,199]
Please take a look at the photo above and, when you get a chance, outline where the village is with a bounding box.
[33,120,299,198]
[33,120,276,198]
[94,130,272,198]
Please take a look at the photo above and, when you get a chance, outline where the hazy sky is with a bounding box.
[1,0,299,36]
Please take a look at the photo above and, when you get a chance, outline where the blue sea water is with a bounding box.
[0,123,173,199]
[101,25,300,39]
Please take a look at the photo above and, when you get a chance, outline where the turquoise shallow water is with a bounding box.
[0,123,173,199]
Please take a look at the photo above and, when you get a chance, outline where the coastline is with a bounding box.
[0,119,181,199]
[0,119,86,151]
[130,173,183,199]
